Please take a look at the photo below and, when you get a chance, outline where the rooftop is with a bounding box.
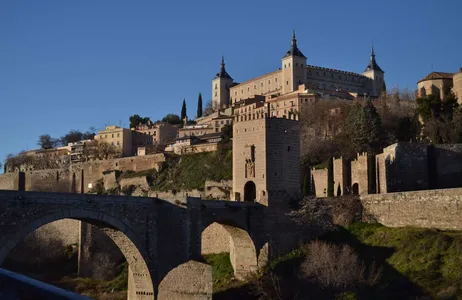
[418,71,455,83]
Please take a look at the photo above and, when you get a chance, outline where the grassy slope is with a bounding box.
[342,223,462,299]
[151,150,232,191]
[214,223,462,300]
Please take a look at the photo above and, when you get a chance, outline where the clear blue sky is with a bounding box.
[1,0,461,165]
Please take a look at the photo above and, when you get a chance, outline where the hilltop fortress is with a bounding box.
[212,31,385,110]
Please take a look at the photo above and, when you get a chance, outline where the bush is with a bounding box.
[301,240,381,290]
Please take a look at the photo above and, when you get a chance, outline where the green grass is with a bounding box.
[203,253,242,293]
[55,262,128,299]
[342,222,462,299]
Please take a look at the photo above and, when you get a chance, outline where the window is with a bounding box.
[117,141,120,145]
[261,82,263,87]
[215,92,217,97]
[284,64,286,68]
[288,63,291,67]
[247,87,249,91]
[254,85,256,89]
[286,81,289,85]
[268,80,270,84]
[117,133,120,137]
[241,90,243,94]
[296,63,298,67]
[154,131,156,136]
[221,120,224,124]
[105,134,107,138]
[215,84,217,89]
[288,146,291,152]
[275,78,278,82]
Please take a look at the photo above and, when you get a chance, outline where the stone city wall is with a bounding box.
[433,144,462,189]
[70,153,166,193]
[333,157,349,196]
[0,172,22,190]
[361,188,462,230]
[311,168,328,198]
[351,153,369,195]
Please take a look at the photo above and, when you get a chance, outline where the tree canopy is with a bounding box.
[129,114,151,129]
[37,134,59,149]
[346,99,382,154]
[161,114,182,125]
[60,129,95,146]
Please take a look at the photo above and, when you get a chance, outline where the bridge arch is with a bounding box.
[0,208,155,300]
[201,222,258,280]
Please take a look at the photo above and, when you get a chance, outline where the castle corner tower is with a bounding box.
[212,56,234,110]
[281,30,307,95]
[362,46,385,97]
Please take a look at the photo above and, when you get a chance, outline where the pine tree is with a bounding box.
[197,93,203,119]
[347,100,382,154]
[362,99,382,153]
[181,98,187,121]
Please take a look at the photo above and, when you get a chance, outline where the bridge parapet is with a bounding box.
[0,268,92,299]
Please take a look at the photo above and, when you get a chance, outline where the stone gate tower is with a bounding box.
[232,105,300,205]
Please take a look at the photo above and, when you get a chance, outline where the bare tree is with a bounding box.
[301,240,381,290]
[94,142,122,160]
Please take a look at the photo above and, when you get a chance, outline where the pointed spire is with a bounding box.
[364,45,383,73]
[214,55,233,80]
[283,30,305,58]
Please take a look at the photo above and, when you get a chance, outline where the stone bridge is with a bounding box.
[0,190,295,300]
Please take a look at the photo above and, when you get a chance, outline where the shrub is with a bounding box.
[301,240,381,290]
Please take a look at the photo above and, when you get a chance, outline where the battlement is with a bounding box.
[234,103,299,123]
[307,65,367,77]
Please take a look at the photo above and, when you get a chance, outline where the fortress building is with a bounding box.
[417,68,462,103]
[212,31,385,110]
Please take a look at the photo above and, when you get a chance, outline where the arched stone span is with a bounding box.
[201,222,258,280]
[0,208,155,300]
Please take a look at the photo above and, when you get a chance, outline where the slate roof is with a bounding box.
[364,47,383,73]
[283,30,306,58]
[214,56,233,80]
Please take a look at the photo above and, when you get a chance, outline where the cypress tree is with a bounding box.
[181,98,187,121]
[197,93,203,118]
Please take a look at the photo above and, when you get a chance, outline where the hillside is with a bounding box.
[213,223,462,300]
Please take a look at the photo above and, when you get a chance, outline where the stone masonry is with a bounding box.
[0,188,304,299]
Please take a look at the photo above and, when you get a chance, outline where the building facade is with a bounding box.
[416,68,462,104]
[95,126,133,157]
[213,31,385,107]
[131,121,178,146]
